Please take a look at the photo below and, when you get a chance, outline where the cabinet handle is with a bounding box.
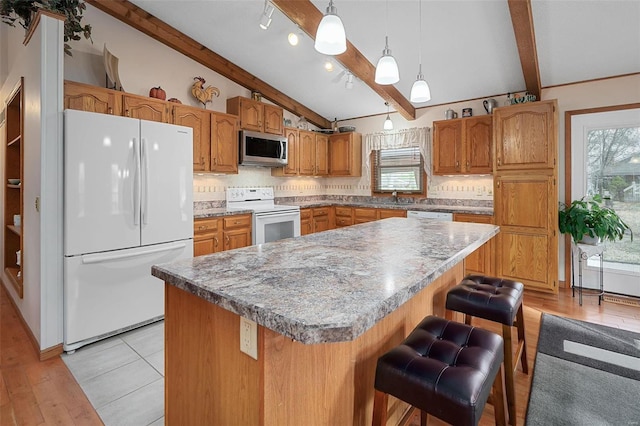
[234,221,241,225]
[225,235,230,245]
[497,180,501,188]
[455,160,460,168]
[497,158,501,166]
[213,236,219,248]
[466,160,469,168]
[108,107,113,115]
[125,109,130,117]
[198,225,207,230]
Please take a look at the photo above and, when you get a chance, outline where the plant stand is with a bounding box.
[571,242,604,306]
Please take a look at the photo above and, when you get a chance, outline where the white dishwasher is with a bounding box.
[407,210,453,221]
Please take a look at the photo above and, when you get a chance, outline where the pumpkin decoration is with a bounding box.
[149,86,166,100]
[167,98,182,104]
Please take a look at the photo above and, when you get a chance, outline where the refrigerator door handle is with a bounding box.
[141,137,149,225]
[80,241,188,264]
[133,137,141,226]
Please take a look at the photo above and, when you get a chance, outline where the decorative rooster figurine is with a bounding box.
[191,77,220,108]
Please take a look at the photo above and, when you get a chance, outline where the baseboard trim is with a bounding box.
[1,280,63,361]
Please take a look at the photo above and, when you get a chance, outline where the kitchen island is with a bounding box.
[152,218,499,425]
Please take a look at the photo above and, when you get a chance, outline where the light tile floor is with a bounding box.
[61,321,165,426]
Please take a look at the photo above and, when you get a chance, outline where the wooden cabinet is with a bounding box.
[272,127,329,177]
[493,101,556,171]
[354,208,377,224]
[194,214,252,255]
[4,78,24,298]
[211,112,239,174]
[173,104,211,172]
[194,218,222,256]
[64,80,122,115]
[334,206,354,228]
[378,209,407,220]
[494,174,558,293]
[123,93,171,123]
[226,96,283,135]
[454,213,494,276]
[433,115,492,175]
[222,214,252,251]
[300,207,331,235]
[329,132,362,176]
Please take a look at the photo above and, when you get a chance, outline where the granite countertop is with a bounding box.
[193,203,492,219]
[153,218,499,344]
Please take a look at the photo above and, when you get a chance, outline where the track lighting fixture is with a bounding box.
[345,72,354,89]
[315,0,347,55]
[259,0,274,30]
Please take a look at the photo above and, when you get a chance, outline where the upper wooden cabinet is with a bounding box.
[211,112,239,174]
[123,93,171,123]
[64,80,122,115]
[173,104,211,172]
[329,132,362,177]
[493,100,557,171]
[226,96,283,135]
[433,115,492,175]
[275,129,328,177]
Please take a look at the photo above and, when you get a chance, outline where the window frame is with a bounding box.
[369,148,427,198]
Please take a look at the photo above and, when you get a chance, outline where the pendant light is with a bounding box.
[315,0,346,55]
[259,0,274,30]
[410,0,431,103]
[375,0,399,85]
[383,102,393,130]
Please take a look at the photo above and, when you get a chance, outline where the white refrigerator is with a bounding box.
[63,110,194,353]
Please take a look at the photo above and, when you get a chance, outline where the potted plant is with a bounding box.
[1,0,92,56]
[558,194,633,244]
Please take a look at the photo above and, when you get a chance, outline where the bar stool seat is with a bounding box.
[446,275,529,425]
[372,315,507,426]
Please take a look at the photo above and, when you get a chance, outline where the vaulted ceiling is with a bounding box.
[86,0,640,128]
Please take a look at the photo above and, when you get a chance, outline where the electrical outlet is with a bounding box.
[240,316,258,359]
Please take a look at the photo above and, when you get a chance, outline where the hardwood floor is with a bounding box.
[1,281,639,426]
[0,285,102,426]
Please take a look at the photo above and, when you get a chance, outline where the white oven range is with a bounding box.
[226,187,301,245]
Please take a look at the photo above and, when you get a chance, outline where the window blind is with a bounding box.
[373,147,423,193]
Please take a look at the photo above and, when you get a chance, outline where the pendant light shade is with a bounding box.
[375,37,400,85]
[383,102,393,130]
[315,1,346,55]
[410,0,431,103]
[410,68,431,103]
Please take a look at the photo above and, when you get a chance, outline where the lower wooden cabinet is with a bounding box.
[334,206,354,227]
[354,208,377,224]
[194,214,252,256]
[301,207,332,235]
[378,209,407,220]
[300,208,313,235]
[453,213,494,276]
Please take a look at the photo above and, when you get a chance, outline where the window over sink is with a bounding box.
[372,147,425,195]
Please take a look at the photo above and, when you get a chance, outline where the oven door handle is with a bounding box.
[255,210,300,218]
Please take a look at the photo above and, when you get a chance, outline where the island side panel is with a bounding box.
[262,262,464,425]
[165,284,262,425]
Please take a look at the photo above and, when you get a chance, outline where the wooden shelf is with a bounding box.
[7,225,21,236]
[7,184,21,189]
[7,135,21,146]
[5,267,23,297]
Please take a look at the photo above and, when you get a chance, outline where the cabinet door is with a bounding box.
[433,120,462,174]
[315,134,329,175]
[212,113,239,174]
[454,213,494,276]
[282,127,300,176]
[334,206,353,227]
[239,98,263,132]
[494,174,558,293]
[464,116,492,174]
[313,215,330,233]
[354,208,377,224]
[300,208,313,235]
[194,218,222,256]
[378,209,406,219]
[224,228,251,250]
[173,105,211,172]
[64,81,122,115]
[494,100,557,171]
[329,132,361,176]
[123,95,170,123]
[298,131,316,176]
[263,104,283,135]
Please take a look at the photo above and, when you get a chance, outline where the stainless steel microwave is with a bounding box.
[239,130,288,167]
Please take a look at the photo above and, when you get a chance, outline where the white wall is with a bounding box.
[0,14,65,350]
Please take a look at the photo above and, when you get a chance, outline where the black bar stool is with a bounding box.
[372,315,507,426]
[446,275,528,425]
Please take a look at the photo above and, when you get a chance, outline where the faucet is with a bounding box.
[391,191,398,204]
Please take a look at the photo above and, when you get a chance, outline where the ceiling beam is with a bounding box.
[507,0,542,100]
[272,0,416,121]
[84,0,331,129]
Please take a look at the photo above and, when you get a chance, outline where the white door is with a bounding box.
[64,110,140,256]
[63,240,193,351]
[140,120,193,246]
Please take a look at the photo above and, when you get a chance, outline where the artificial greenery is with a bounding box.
[1,0,92,56]
[558,194,632,244]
